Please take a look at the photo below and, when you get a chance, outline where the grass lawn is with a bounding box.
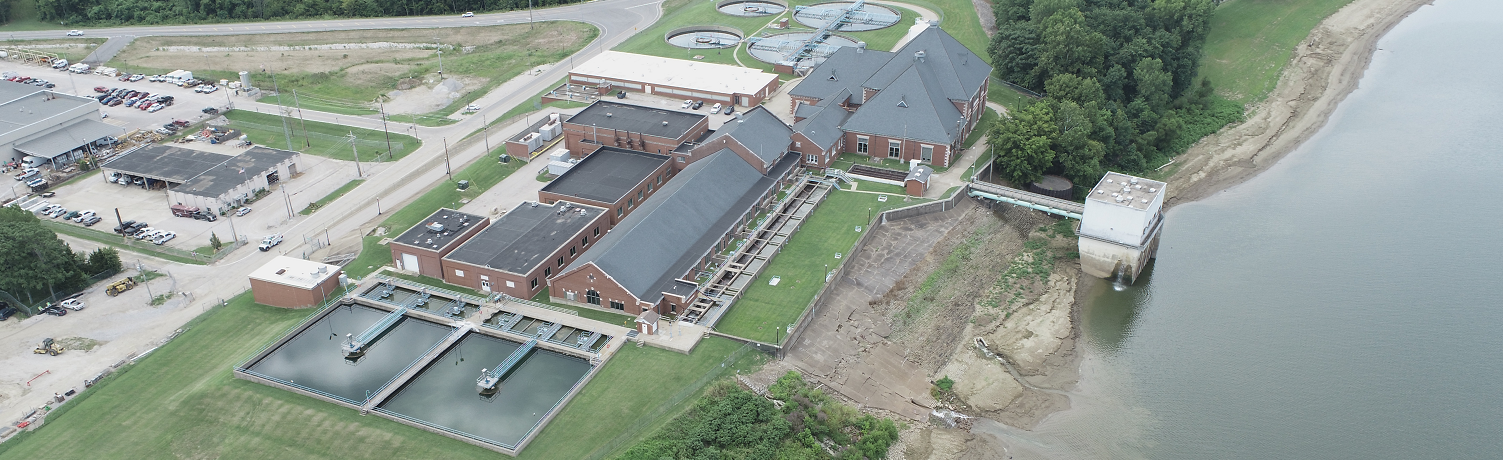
[42,220,205,265]
[715,189,925,342]
[300,179,364,215]
[987,77,1039,111]
[530,287,635,326]
[237,22,597,126]
[471,78,588,139]
[1200,0,1356,104]
[343,155,523,279]
[221,110,420,162]
[615,0,923,74]
[0,291,766,459]
[963,108,999,149]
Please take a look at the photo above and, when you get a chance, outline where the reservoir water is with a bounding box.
[989,1,1503,457]
[246,304,454,404]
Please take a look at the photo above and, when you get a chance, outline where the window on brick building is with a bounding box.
[586,289,600,305]
[857,136,868,153]
[531,278,538,289]
[888,140,901,158]
[609,300,625,310]
[545,267,552,277]
[570,246,577,257]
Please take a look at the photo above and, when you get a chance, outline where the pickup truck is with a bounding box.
[258,234,284,252]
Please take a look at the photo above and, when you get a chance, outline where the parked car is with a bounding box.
[709,103,722,113]
[113,220,137,234]
[48,206,68,218]
[172,119,190,127]
[82,215,102,226]
[681,99,693,109]
[74,210,96,222]
[723,105,735,115]
[692,100,704,110]
[258,234,284,252]
[235,207,252,217]
[0,305,16,321]
[148,104,165,113]
[94,86,108,93]
[67,30,83,36]
[154,128,172,135]
[153,231,176,245]
[63,210,81,221]
[41,306,66,316]
[203,107,219,114]
[60,299,85,311]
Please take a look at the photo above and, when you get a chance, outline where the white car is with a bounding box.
[148,104,165,113]
[66,30,83,36]
[154,231,176,245]
[462,11,474,17]
[61,299,85,311]
[465,104,481,112]
[710,103,722,113]
[49,206,68,218]
[73,210,96,222]
[681,99,693,109]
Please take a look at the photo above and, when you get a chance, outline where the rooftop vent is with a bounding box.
[606,113,612,117]
[897,96,908,108]
[426,222,445,233]
[662,121,669,126]
[914,50,926,62]
[828,70,837,81]
[275,268,286,275]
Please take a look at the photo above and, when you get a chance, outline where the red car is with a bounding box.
[138,101,153,110]
[93,86,108,93]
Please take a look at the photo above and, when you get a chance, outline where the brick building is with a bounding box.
[785,25,991,168]
[248,256,344,308]
[561,100,709,157]
[685,106,791,174]
[441,201,607,299]
[538,146,673,226]
[388,208,489,278]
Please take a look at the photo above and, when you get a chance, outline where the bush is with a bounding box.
[936,375,954,392]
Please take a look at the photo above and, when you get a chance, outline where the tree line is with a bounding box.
[986,0,1243,195]
[0,206,122,305]
[29,0,583,25]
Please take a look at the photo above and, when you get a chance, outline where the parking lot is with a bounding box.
[0,61,242,141]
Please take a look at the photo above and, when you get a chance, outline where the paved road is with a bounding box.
[0,0,667,423]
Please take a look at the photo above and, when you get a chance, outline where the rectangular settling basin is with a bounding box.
[246,303,455,405]
[376,332,592,449]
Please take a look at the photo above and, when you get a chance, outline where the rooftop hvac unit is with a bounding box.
[426,222,446,233]
[522,132,543,151]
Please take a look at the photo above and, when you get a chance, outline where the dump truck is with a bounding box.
[34,338,64,356]
[105,277,136,296]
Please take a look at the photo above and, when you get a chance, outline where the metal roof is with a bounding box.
[788,46,894,101]
[445,201,604,275]
[842,66,966,145]
[565,149,795,304]
[391,208,488,253]
[702,106,792,168]
[103,145,237,183]
[541,147,669,204]
[174,146,299,199]
[15,119,122,158]
[0,82,99,138]
[566,101,706,143]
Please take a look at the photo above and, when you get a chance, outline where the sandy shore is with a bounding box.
[1166,0,1434,206]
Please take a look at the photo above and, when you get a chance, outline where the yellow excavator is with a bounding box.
[34,338,64,356]
[105,277,136,297]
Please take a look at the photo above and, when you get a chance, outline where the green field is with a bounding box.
[300,179,365,215]
[221,110,420,162]
[716,189,925,342]
[0,37,106,62]
[0,291,766,459]
[343,149,523,279]
[1200,0,1356,104]
[615,0,923,74]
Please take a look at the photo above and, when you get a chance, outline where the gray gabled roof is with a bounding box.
[841,66,965,145]
[788,46,893,102]
[15,119,121,158]
[863,25,991,102]
[792,93,850,150]
[702,106,792,169]
[564,149,786,304]
[174,146,299,199]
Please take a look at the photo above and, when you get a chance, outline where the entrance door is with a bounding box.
[480,279,491,292]
[400,253,419,272]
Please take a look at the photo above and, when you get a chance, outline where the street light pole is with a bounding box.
[376,196,382,215]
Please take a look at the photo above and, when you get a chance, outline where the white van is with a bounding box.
[69,63,90,74]
[22,156,47,168]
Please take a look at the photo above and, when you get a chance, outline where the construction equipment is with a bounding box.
[34,338,64,356]
[105,277,137,297]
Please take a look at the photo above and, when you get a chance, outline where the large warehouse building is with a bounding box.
[0,81,121,170]
[102,145,303,214]
[569,51,782,107]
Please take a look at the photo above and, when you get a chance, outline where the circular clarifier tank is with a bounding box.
[793,1,901,32]
[716,0,787,17]
[665,25,745,49]
[746,32,859,66]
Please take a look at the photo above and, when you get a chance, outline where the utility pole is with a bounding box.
[434,38,444,78]
[282,185,294,219]
[349,132,363,177]
[442,137,453,181]
[482,113,490,154]
[268,68,294,151]
[292,90,311,148]
[377,97,394,160]
[529,0,534,29]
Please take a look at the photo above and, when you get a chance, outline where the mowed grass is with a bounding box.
[343,152,523,279]
[0,37,107,62]
[221,110,420,162]
[0,292,767,459]
[1200,0,1356,104]
[616,0,923,74]
[716,189,925,342]
[300,179,364,215]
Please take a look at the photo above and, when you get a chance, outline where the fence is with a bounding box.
[580,342,759,459]
[778,186,970,356]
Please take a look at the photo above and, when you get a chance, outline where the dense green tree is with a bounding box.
[0,205,40,224]
[85,247,123,275]
[991,103,1058,186]
[0,222,86,297]
[1033,8,1109,87]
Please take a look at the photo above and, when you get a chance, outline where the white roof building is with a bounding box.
[569,51,781,106]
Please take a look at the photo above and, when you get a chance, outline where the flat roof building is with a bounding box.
[538,146,673,226]
[562,100,710,156]
[390,208,490,279]
[569,51,782,108]
[249,256,344,308]
[442,201,608,300]
[1078,172,1167,284]
[0,81,120,170]
[103,145,306,215]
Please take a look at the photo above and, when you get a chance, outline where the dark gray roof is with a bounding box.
[103,145,236,183]
[15,119,121,158]
[392,208,488,253]
[841,66,965,145]
[792,94,851,150]
[863,25,991,102]
[702,106,791,168]
[566,100,706,140]
[541,147,668,203]
[174,146,299,198]
[905,165,933,184]
[788,46,893,102]
[565,149,794,304]
[445,202,603,274]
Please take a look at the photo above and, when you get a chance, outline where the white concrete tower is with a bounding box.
[1077,172,1166,284]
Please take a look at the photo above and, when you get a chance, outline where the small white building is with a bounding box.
[1077,172,1166,283]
